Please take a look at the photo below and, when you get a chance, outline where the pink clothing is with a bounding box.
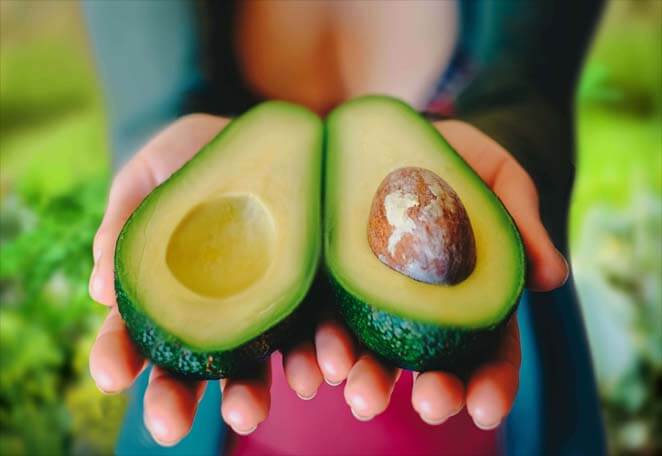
[228,353,497,456]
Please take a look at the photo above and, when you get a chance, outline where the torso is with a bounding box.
[226,4,498,456]
[234,1,459,114]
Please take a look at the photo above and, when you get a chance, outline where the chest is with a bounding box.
[234,1,459,113]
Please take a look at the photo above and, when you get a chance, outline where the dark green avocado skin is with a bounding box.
[116,277,307,379]
[331,275,519,375]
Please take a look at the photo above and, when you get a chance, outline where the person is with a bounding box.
[84,1,606,454]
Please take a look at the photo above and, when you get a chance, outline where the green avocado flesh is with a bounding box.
[115,102,323,378]
[324,96,525,372]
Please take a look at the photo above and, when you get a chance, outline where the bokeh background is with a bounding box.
[0,1,660,454]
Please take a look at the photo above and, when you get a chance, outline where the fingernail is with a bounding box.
[346,393,368,413]
[147,417,171,446]
[421,404,463,426]
[296,391,317,401]
[420,414,449,426]
[325,378,342,386]
[225,409,259,436]
[152,435,175,447]
[96,385,116,395]
[351,408,375,422]
[560,252,570,284]
[232,425,257,436]
[417,402,462,426]
[474,419,501,431]
[92,370,116,395]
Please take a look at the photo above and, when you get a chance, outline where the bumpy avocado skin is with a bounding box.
[116,276,308,379]
[330,274,519,375]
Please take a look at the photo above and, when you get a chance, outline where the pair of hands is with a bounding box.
[88,114,568,446]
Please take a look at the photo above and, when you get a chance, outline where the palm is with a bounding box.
[89,115,567,444]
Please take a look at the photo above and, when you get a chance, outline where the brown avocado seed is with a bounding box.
[367,167,476,285]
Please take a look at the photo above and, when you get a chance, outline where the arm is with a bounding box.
[456,0,605,245]
[455,2,608,453]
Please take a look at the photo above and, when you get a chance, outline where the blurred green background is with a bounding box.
[0,1,660,454]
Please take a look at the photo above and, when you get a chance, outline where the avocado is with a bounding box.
[324,96,525,373]
[115,102,323,379]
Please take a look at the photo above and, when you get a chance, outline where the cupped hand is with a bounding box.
[88,114,295,444]
[298,120,569,429]
[89,115,568,445]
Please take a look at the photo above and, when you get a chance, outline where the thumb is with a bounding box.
[492,158,569,292]
[89,160,155,306]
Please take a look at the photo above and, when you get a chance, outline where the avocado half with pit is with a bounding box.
[115,102,323,379]
[324,96,525,372]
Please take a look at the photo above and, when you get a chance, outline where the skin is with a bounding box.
[88,115,568,445]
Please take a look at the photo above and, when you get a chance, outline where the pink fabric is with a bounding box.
[228,353,498,456]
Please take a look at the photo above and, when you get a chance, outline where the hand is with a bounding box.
[89,116,568,445]
[88,115,293,444]
[290,120,569,429]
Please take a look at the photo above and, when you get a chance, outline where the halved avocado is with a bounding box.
[115,102,323,379]
[324,96,525,372]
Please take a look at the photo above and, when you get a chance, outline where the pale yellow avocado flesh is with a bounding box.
[325,98,524,328]
[166,194,276,299]
[117,104,322,349]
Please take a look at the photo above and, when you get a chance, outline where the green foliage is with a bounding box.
[65,334,127,455]
[571,1,662,454]
[0,39,98,127]
[0,311,62,404]
[573,193,662,454]
[0,401,69,456]
[0,178,120,455]
[1,112,109,203]
[0,310,68,456]
[0,3,124,453]
[0,180,107,336]
[577,0,662,113]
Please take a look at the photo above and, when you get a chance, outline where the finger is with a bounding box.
[315,321,356,386]
[435,120,568,291]
[491,160,568,291]
[221,363,271,435]
[283,342,323,400]
[89,162,156,306]
[412,371,465,425]
[466,318,521,430]
[435,120,510,185]
[344,354,400,420]
[143,367,206,446]
[89,308,145,393]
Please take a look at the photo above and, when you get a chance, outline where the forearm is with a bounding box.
[457,92,575,250]
[452,0,603,247]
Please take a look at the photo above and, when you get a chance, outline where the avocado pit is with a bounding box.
[367,167,476,285]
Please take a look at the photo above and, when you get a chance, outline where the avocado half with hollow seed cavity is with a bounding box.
[324,96,525,373]
[115,102,323,379]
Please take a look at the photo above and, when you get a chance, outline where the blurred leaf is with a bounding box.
[0,310,62,403]
[65,332,127,455]
[578,0,662,113]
